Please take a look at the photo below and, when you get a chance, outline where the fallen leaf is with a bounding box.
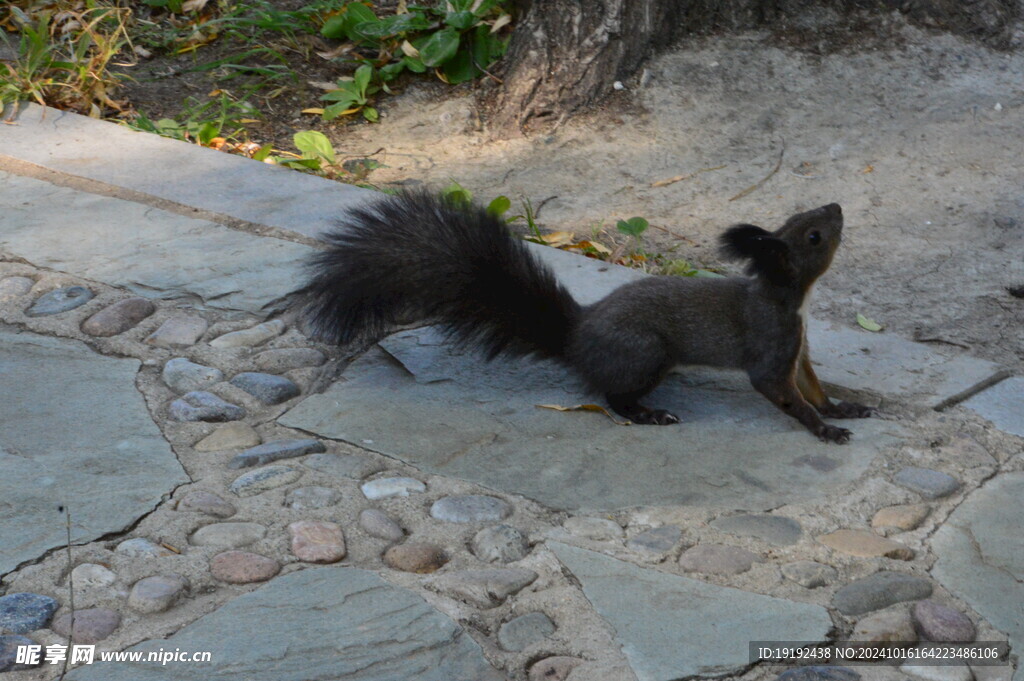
[862,165,874,173]
[856,313,883,332]
[307,80,338,91]
[490,13,512,33]
[536,231,576,247]
[400,40,420,58]
[301,107,326,115]
[537,404,632,426]
[316,44,352,60]
[182,0,209,12]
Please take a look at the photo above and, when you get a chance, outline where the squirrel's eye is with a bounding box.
[808,231,822,245]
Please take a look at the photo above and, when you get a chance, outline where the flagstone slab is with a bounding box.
[0,326,187,575]
[0,172,311,313]
[932,472,1024,681]
[67,567,504,681]
[962,376,1024,437]
[549,542,832,681]
[0,103,371,240]
[280,328,903,512]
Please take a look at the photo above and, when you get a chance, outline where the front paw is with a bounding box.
[820,400,875,419]
[816,424,852,444]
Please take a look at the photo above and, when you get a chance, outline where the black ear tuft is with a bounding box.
[719,224,794,285]
[719,224,774,261]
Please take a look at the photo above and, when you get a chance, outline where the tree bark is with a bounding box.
[488,0,1019,136]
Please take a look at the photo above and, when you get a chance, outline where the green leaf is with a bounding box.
[354,12,432,38]
[320,15,348,39]
[693,269,727,278]
[196,121,220,146]
[320,2,377,40]
[353,64,373,94]
[442,181,472,206]
[616,217,649,237]
[252,144,274,162]
[379,61,407,81]
[402,55,427,73]
[441,48,478,84]
[856,313,883,332]
[323,101,358,121]
[418,27,461,67]
[486,195,512,217]
[294,130,336,164]
[320,88,359,103]
[444,10,476,30]
[471,0,502,15]
[362,106,379,122]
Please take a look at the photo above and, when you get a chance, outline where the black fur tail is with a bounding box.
[301,190,581,360]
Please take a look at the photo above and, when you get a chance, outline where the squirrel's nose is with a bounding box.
[824,203,842,215]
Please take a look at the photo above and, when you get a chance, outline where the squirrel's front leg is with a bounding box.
[751,370,852,444]
[796,350,874,419]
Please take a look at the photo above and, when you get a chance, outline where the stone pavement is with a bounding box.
[0,102,1022,681]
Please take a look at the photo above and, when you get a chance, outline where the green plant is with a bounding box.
[128,92,258,145]
[321,63,379,122]
[320,0,512,86]
[1,4,131,115]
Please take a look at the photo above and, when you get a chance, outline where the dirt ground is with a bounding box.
[128,18,1024,373]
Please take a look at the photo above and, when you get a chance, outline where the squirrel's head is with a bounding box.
[719,203,843,291]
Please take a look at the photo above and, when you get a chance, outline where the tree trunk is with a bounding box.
[488,0,1019,136]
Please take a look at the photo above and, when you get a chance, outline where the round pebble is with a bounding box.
[852,608,917,645]
[899,661,973,681]
[229,465,302,497]
[210,551,280,583]
[711,514,802,546]
[193,422,261,452]
[776,666,861,681]
[51,607,120,643]
[563,516,623,540]
[0,593,59,634]
[383,543,448,573]
[229,372,300,405]
[0,276,34,301]
[872,504,931,532]
[528,656,582,681]
[912,600,976,642]
[305,453,383,479]
[252,348,326,372]
[25,285,93,317]
[781,561,837,589]
[144,315,208,347]
[832,571,933,616]
[626,525,682,555]
[114,537,173,558]
[818,529,914,560]
[70,564,117,590]
[497,612,556,651]
[361,477,426,500]
[168,390,246,422]
[175,490,237,518]
[289,521,347,563]
[162,358,224,394]
[80,297,155,336]
[228,439,324,469]
[189,522,267,548]
[472,525,529,563]
[359,509,405,542]
[894,467,961,500]
[128,575,187,613]
[286,486,342,510]
[678,544,758,576]
[431,495,511,523]
[209,319,285,348]
[0,635,41,671]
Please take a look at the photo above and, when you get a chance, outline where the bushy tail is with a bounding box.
[301,190,581,360]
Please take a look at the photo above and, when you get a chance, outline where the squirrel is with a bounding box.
[299,190,874,443]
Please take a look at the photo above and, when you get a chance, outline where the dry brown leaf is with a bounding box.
[537,230,576,247]
[302,107,326,115]
[316,44,352,60]
[537,403,632,426]
[490,13,512,33]
[400,40,420,58]
[182,0,209,12]
[862,165,874,173]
